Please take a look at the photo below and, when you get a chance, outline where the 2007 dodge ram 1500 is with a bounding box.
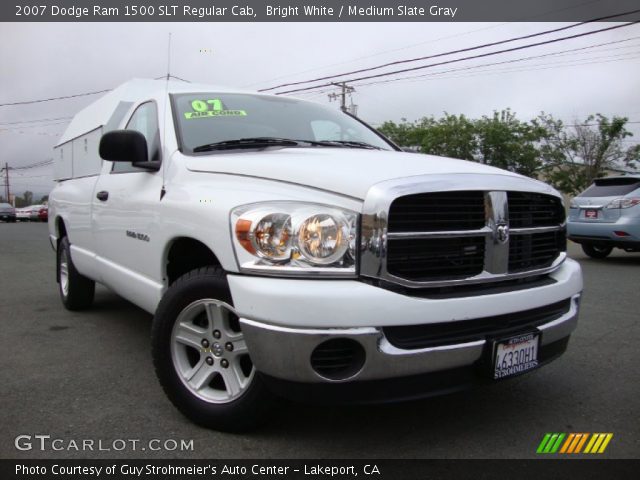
[49,79,583,431]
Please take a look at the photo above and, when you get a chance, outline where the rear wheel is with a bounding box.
[57,236,95,310]
[152,266,275,431]
[582,244,612,259]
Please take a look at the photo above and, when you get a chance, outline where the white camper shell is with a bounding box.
[53,78,249,180]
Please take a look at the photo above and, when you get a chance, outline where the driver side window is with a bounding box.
[112,101,161,173]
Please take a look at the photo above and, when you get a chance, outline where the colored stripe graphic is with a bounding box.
[537,434,552,453]
[574,433,589,453]
[537,433,565,454]
[585,433,614,454]
[537,433,613,454]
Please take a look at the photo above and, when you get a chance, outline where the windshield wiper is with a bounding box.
[316,140,382,150]
[193,137,302,153]
[192,137,382,153]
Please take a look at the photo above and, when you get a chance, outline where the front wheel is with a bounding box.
[582,244,613,259]
[151,266,275,431]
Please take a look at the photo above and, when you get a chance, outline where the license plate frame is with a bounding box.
[492,332,540,380]
[584,209,599,219]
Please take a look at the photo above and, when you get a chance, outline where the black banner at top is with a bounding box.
[3,0,640,22]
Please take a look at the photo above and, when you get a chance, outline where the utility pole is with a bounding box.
[328,82,356,114]
[1,162,9,204]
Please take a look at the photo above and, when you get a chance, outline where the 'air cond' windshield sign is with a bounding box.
[184,99,247,119]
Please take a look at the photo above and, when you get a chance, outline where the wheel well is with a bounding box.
[56,217,67,242]
[166,238,221,285]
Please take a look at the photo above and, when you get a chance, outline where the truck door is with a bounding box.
[91,101,164,309]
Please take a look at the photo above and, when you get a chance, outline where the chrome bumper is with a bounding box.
[240,294,580,383]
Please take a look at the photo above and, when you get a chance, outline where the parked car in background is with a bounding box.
[0,203,16,222]
[28,205,45,222]
[16,207,31,221]
[568,175,640,258]
[38,205,48,222]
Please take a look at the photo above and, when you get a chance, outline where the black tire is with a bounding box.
[152,266,275,432]
[57,236,95,310]
[582,244,613,259]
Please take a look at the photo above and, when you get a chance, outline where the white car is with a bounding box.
[16,207,31,221]
[48,79,583,431]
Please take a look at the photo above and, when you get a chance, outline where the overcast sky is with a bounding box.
[1,21,639,197]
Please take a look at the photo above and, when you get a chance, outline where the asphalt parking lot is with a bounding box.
[1,222,638,459]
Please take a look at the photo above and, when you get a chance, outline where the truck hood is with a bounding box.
[185,148,527,199]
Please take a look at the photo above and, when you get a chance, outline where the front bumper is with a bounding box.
[240,294,580,384]
[229,259,582,385]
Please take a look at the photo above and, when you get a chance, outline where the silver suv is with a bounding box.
[568,175,640,258]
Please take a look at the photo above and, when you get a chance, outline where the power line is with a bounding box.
[9,160,53,171]
[245,0,607,89]
[260,9,640,93]
[0,116,72,126]
[274,22,638,95]
[0,130,62,137]
[0,121,70,131]
[0,89,111,107]
[346,41,640,90]
[294,44,640,98]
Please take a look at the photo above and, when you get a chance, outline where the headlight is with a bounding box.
[231,202,358,276]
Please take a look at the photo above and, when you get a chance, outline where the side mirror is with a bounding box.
[99,130,160,171]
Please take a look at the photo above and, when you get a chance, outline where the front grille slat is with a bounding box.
[507,191,565,228]
[383,299,572,349]
[388,191,485,232]
[384,190,565,283]
[387,236,485,281]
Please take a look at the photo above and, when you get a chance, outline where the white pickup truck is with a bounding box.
[49,79,583,431]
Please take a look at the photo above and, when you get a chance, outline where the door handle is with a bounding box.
[96,191,109,202]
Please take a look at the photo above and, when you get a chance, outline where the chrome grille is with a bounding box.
[360,175,566,289]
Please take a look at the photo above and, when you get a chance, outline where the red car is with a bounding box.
[38,206,48,222]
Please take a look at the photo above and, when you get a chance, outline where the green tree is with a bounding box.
[378,118,423,147]
[419,114,477,161]
[475,109,546,177]
[536,114,640,195]
[22,190,33,206]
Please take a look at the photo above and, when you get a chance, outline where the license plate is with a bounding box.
[585,209,598,219]
[493,333,539,379]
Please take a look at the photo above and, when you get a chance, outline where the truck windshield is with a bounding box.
[172,92,394,153]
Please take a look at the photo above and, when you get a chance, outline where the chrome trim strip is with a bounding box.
[485,191,509,274]
[240,318,378,336]
[386,225,564,239]
[360,173,565,288]
[380,252,567,289]
[387,227,492,239]
[510,225,566,235]
[379,338,486,356]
